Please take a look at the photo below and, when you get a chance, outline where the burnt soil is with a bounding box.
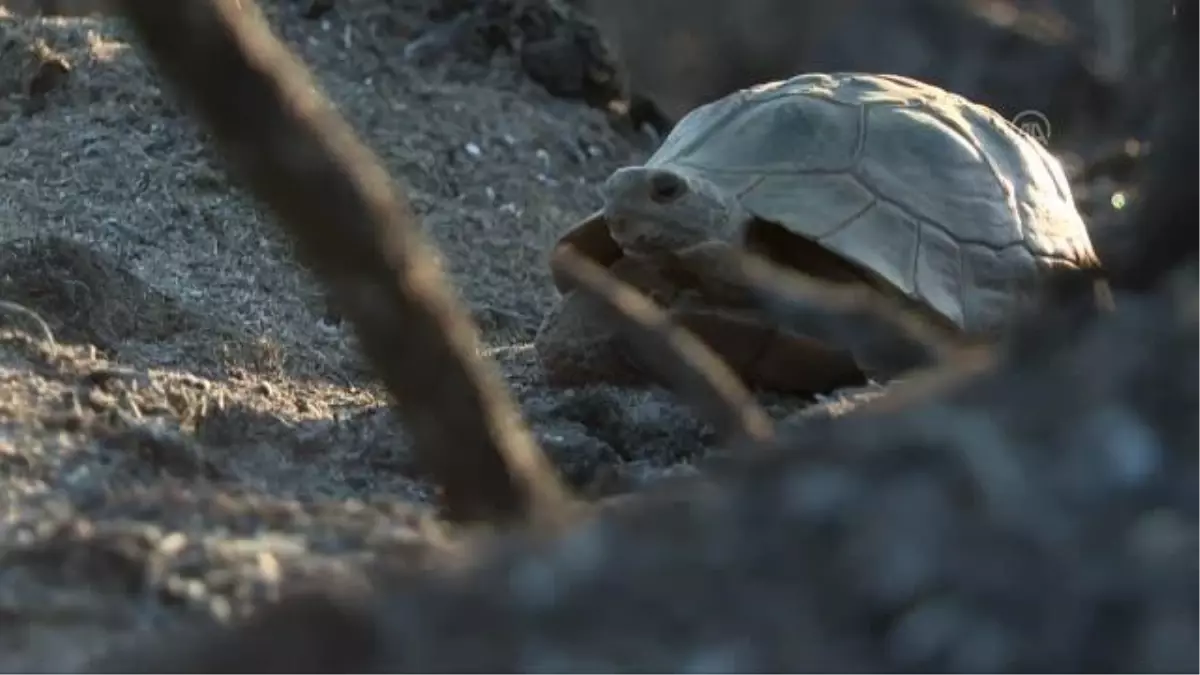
[0,0,1172,670]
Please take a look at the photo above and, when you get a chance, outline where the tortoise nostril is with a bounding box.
[648,171,687,203]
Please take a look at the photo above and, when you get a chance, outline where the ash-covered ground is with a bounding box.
[0,0,1191,671]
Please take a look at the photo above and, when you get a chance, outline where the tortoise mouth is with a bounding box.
[550,210,624,294]
[550,209,720,295]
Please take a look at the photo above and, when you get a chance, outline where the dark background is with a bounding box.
[586,0,1174,149]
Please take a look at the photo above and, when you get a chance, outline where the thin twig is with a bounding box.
[551,247,775,447]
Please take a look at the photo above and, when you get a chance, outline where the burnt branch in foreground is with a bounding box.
[92,0,1198,671]
[113,0,570,525]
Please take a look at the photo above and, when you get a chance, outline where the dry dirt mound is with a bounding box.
[0,1,764,668]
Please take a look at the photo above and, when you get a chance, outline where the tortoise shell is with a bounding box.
[554,72,1099,336]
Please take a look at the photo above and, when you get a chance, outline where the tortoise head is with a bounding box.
[600,166,750,254]
[549,165,751,294]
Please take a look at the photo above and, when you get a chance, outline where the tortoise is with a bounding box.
[536,72,1100,394]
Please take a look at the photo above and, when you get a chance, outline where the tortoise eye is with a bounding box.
[648,171,688,203]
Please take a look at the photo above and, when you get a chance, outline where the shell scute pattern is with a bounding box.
[637,72,1095,333]
[650,83,862,177]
